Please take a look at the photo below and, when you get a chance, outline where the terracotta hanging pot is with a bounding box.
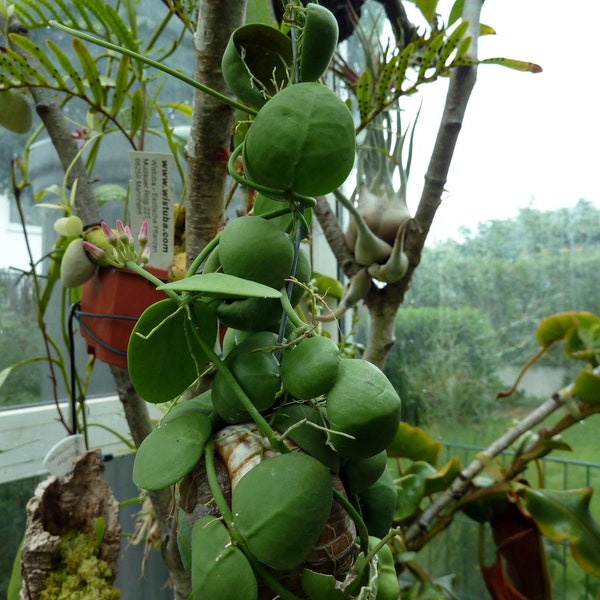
[79,266,168,369]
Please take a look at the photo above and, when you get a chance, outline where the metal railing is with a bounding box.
[415,441,600,599]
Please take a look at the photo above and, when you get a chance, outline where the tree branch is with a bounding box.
[362,0,483,367]
[404,389,568,545]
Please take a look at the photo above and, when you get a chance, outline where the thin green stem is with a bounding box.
[227,144,316,207]
[49,21,258,116]
[186,235,220,278]
[123,261,181,302]
[205,440,235,522]
[185,308,286,454]
[332,489,369,555]
[279,285,307,330]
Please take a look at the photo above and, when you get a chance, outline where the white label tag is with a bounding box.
[129,151,175,270]
[43,434,86,478]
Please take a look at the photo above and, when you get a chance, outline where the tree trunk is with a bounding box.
[185,0,248,264]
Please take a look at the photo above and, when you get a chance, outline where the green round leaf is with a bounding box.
[192,515,258,600]
[233,452,333,570]
[133,412,211,490]
[281,335,340,400]
[326,359,401,459]
[222,23,292,110]
[128,298,217,403]
[243,83,356,198]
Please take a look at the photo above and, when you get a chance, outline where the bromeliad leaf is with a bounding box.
[521,487,600,577]
[159,272,282,299]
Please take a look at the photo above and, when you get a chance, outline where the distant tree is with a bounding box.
[406,200,600,366]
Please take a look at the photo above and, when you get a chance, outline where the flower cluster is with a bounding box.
[82,220,151,268]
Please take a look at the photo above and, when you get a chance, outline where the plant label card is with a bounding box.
[129,151,175,270]
[43,434,86,478]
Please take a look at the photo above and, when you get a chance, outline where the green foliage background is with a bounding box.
[0,271,42,407]
[379,199,600,425]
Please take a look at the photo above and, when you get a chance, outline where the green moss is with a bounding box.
[40,530,120,600]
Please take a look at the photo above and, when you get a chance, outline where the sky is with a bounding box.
[399,0,600,242]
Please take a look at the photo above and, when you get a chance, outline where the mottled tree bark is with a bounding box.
[185,0,248,265]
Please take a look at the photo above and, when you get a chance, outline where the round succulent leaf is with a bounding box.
[218,216,295,289]
[162,390,214,424]
[326,359,401,459]
[300,569,349,600]
[358,467,398,538]
[233,452,333,570]
[211,331,281,423]
[192,515,258,600]
[299,3,339,82]
[243,83,356,198]
[133,412,211,490]
[272,404,340,471]
[177,509,192,573]
[281,335,340,400]
[222,23,293,110]
[216,296,282,332]
[253,193,312,234]
[128,298,217,404]
[341,450,388,495]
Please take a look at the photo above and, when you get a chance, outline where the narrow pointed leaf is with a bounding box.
[437,21,469,68]
[73,38,104,105]
[111,54,130,115]
[0,45,46,85]
[47,38,86,95]
[129,87,144,136]
[7,34,66,87]
[395,42,414,90]
[479,57,543,73]
[356,70,371,122]
[159,272,282,298]
[521,487,600,577]
[418,31,445,81]
[375,55,398,108]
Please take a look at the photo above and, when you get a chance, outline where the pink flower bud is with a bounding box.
[138,221,149,247]
[116,219,128,241]
[101,221,118,245]
[139,245,151,266]
[81,240,106,261]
